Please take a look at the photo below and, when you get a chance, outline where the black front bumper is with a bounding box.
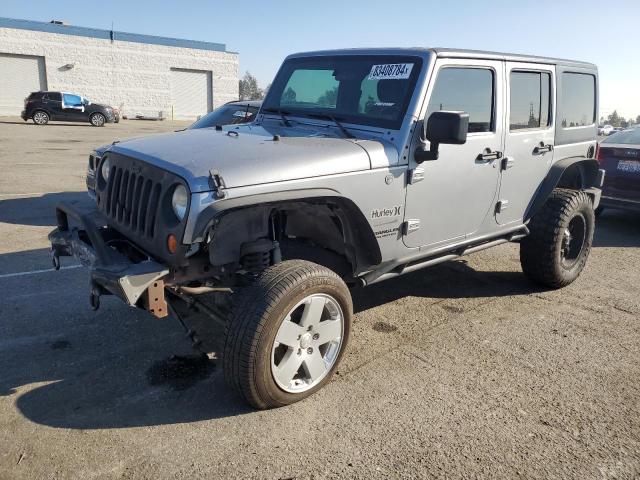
[49,202,170,316]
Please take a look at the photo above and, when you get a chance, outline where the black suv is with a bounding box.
[21,91,115,127]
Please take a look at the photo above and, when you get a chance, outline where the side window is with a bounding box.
[46,92,61,102]
[426,67,494,133]
[509,71,551,130]
[63,94,82,107]
[560,73,595,128]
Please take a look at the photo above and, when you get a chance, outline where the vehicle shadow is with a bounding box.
[352,259,542,313]
[1,246,541,430]
[1,206,637,430]
[593,209,640,248]
[0,249,252,428]
[0,120,92,127]
[0,191,90,227]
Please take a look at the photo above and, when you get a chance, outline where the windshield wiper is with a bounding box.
[303,113,355,139]
[262,107,292,127]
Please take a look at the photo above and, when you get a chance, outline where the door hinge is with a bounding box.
[408,167,425,184]
[402,219,421,235]
[495,200,509,214]
[501,157,515,170]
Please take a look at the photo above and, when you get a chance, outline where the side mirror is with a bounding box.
[414,111,469,163]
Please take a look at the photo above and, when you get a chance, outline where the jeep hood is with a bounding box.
[109,126,374,192]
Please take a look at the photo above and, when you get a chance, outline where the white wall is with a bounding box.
[0,26,239,118]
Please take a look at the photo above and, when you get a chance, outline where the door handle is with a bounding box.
[533,143,553,155]
[477,148,503,163]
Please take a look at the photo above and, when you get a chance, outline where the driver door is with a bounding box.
[61,93,86,121]
[403,59,505,249]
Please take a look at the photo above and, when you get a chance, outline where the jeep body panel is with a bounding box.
[79,47,599,291]
[109,126,372,192]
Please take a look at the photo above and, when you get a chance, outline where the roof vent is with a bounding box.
[50,20,68,26]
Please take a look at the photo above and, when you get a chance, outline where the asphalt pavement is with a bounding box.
[0,117,639,479]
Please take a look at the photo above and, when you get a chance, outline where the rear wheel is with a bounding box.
[520,189,595,288]
[223,260,352,409]
[32,110,49,125]
[90,112,106,127]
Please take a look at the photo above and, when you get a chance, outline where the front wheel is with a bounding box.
[223,260,352,409]
[520,188,595,288]
[90,112,106,127]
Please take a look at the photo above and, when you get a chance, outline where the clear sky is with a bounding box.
[2,0,638,120]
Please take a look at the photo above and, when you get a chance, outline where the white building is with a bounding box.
[0,17,239,119]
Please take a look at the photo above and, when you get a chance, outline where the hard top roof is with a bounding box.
[286,47,596,69]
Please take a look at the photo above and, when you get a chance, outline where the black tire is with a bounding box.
[223,260,352,409]
[520,188,595,288]
[90,112,106,127]
[32,110,49,125]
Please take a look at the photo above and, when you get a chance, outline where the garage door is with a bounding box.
[169,68,212,120]
[0,54,47,116]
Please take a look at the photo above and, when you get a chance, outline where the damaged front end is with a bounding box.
[49,202,170,317]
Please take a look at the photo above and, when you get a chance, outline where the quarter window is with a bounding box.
[426,68,494,133]
[509,71,551,131]
[560,73,596,128]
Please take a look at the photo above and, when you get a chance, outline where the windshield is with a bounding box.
[602,127,640,145]
[262,55,423,129]
[189,104,259,129]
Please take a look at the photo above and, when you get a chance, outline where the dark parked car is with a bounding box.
[21,91,116,126]
[596,126,640,213]
[188,100,261,129]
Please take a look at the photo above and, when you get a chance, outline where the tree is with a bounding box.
[317,86,338,106]
[239,71,264,101]
[282,87,296,104]
[636,115,640,125]
[607,110,621,127]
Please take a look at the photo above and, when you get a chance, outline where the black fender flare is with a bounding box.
[192,189,382,273]
[525,157,603,222]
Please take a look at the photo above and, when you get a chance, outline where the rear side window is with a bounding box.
[43,92,62,101]
[426,67,494,133]
[560,73,595,128]
[509,71,551,130]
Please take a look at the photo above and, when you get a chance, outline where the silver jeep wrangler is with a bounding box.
[50,48,604,409]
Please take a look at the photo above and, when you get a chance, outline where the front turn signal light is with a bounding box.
[167,234,178,254]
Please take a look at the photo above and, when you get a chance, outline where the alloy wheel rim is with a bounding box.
[271,293,344,393]
[34,112,47,124]
[92,114,104,126]
[561,214,587,268]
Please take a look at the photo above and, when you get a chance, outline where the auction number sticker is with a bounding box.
[368,63,414,80]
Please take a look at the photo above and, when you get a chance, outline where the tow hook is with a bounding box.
[90,283,101,311]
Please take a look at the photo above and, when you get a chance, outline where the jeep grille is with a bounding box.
[103,165,161,238]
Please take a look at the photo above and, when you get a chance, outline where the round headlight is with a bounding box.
[100,158,110,181]
[171,184,188,221]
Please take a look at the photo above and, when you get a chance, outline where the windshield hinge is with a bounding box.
[402,219,421,235]
[209,169,227,199]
